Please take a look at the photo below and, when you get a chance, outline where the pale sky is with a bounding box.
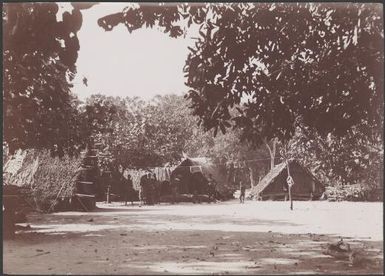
[64,3,198,100]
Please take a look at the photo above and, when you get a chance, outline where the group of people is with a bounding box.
[119,171,247,205]
[139,173,160,205]
[111,172,161,206]
[121,174,136,205]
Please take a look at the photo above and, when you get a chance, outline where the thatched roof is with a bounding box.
[173,157,233,194]
[250,161,287,196]
[250,160,324,197]
[3,149,82,208]
[175,157,218,179]
[3,149,39,188]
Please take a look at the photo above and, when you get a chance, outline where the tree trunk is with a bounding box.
[249,167,255,187]
[264,138,278,170]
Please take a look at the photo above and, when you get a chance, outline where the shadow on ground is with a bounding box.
[5,227,383,275]
[3,203,383,275]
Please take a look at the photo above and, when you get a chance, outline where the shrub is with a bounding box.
[325,184,379,202]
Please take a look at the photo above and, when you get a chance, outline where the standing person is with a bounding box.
[106,172,113,204]
[171,173,181,204]
[239,181,246,203]
[146,173,154,205]
[124,174,134,206]
[152,173,160,204]
[207,174,217,202]
[139,174,148,206]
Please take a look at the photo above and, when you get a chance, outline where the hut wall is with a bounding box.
[263,173,287,195]
[291,173,313,195]
[171,161,206,194]
[289,163,312,194]
[172,158,233,195]
[261,163,318,198]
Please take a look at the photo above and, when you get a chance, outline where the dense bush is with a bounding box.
[325,184,382,202]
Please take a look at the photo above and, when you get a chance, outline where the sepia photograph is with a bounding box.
[2,2,384,275]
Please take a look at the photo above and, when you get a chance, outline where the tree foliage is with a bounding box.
[3,3,95,154]
[98,3,383,147]
[288,122,383,187]
[82,93,271,171]
[82,94,198,169]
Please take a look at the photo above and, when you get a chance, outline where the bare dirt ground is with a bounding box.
[3,200,383,275]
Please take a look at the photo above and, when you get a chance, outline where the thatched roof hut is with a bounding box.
[171,157,235,199]
[3,149,83,211]
[249,160,324,200]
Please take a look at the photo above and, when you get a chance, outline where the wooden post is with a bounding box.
[285,159,293,211]
[106,185,111,203]
[289,185,293,210]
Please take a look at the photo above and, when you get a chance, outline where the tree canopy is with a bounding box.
[3,3,95,154]
[3,3,382,189]
[81,93,271,171]
[98,3,383,146]
[82,94,200,169]
[287,120,383,186]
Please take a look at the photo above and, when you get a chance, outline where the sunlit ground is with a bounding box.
[3,200,383,274]
[27,200,383,240]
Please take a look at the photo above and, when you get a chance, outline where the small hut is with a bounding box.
[170,157,235,200]
[249,160,324,201]
[3,148,97,212]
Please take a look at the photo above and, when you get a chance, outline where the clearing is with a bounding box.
[3,200,383,275]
